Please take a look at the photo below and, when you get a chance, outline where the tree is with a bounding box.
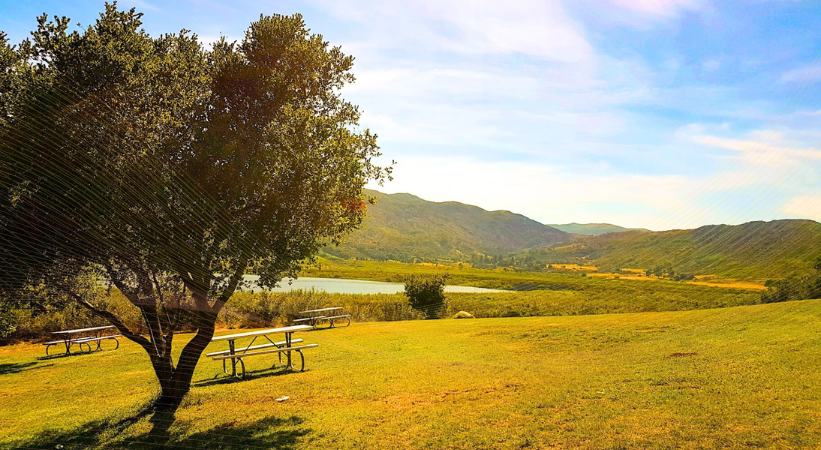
[761,263,821,303]
[0,4,387,416]
[404,275,448,319]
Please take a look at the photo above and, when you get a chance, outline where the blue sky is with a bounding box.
[1,0,819,230]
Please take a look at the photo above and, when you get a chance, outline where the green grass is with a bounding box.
[2,300,819,448]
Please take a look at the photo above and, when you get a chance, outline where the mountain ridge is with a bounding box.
[323,190,571,261]
[522,219,821,279]
[324,190,821,279]
[547,223,645,235]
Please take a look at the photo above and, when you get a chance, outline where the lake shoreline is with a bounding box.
[240,275,509,294]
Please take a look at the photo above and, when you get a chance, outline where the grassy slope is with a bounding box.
[2,300,819,449]
[529,219,821,280]
[323,189,569,261]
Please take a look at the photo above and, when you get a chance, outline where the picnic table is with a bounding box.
[44,325,121,356]
[208,325,317,378]
[292,307,351,328]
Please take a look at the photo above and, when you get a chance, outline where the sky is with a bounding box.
[1,0,820,230]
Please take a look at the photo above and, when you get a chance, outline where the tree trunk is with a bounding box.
[151,313,216,413]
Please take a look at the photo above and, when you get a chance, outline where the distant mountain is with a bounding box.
[527,219,821,280]
[547,223,643,236]
[324,190,571,261]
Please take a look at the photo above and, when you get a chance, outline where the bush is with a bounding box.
[404,275,447,319]
[0,309,16,341]
[761,274,821,303]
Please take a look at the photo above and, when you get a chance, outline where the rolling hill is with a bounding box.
[324,190,571,261]
[547,223,642,235]
[526,219,821,280]
[326,190,820,280]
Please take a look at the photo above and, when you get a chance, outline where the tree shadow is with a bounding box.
[11,402,154,449]
[37,350,102,361]
[14,408,309,449]
[193,366,310,388]
[0,361,53,375]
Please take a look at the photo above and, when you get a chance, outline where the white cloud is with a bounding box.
[319,0,817,229]
[369,155,726,230]
[607,0,704,18]
[782,194,821,221]
[683,127,821,167]
[780,62,821,84]
[312,0,593,63]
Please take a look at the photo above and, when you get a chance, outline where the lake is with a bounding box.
[241,275,508,294]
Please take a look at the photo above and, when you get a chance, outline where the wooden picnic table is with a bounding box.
[293,307,351,328]
[209,325,316,378]
[45,325,120,356]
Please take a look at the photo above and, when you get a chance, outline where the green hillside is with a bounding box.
[324,190,570,261]
[324,191,819,279]
[529,219,821,280]
[547,222,642,235]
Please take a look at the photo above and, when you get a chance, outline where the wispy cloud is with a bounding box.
[686,129,821,167]
[312,0,593,63]
[607,0,705,18]
[369,155,705,230]
[782,194,821,221]
[780,62,821,84]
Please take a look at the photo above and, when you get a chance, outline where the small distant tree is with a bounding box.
[673,273,695,281]
[404,275,447,319]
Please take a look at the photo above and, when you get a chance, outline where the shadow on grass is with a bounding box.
[193,366,309,388]
[14,407,309,450]
[37,349,104,361]
[0,361,48,375]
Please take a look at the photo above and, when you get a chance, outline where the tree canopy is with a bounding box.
[0,3,387,415]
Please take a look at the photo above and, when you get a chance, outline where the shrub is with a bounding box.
[0,309,16,341]
[761,274,821,303]
[404,275,447,319]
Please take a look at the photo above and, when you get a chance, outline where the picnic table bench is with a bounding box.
[208,325,317,378]
[44,326,121,356]
[292,307,351,328]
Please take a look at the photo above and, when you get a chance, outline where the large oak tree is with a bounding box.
[0,4,386,413]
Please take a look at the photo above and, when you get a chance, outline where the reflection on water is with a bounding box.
[241,275,507,294]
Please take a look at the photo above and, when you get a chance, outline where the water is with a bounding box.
[240,275,508,294]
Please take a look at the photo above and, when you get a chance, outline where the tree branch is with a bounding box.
[103,262,142,305]
[213,256,249,312]
[68,292,153,351]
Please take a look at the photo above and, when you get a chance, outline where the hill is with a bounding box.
[547,222,640,235]
[529,219,821,280]
[324,190,570,261]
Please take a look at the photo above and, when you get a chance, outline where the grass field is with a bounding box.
[2,300,819,449]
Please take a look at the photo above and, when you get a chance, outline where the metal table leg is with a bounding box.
[285,332,293,369]
[229,340,237,377]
